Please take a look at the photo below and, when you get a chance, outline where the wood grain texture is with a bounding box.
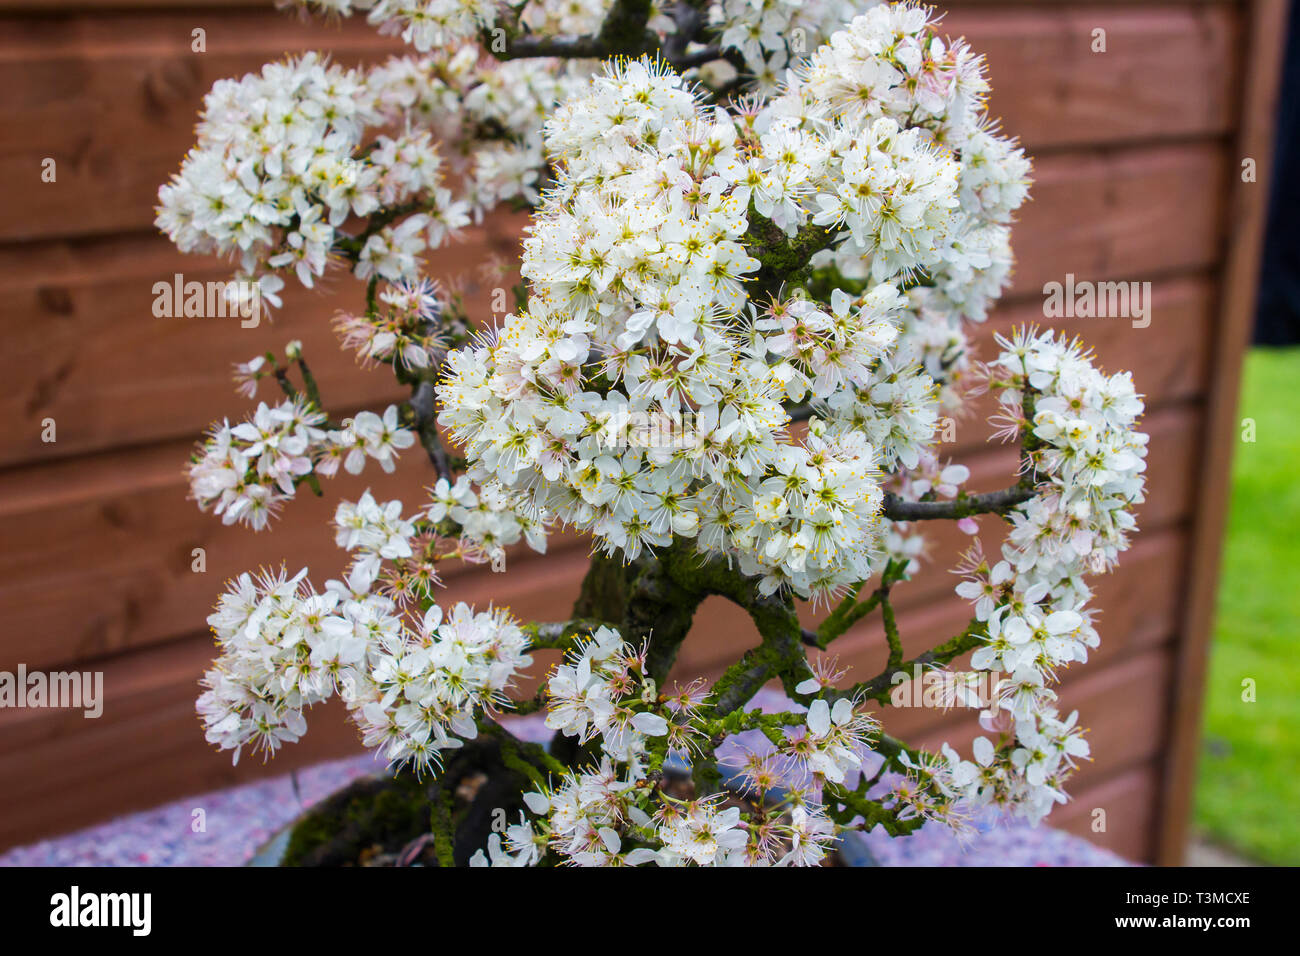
[947,4,1239,151]
[1006,143,1226,297]
[0,217,526,468]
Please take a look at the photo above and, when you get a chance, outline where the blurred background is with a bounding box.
[0,0,1291,865]
[1192,0,1300,866]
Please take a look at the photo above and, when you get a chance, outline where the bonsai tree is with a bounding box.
[160,0,1148,866]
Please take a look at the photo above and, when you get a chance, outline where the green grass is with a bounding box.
[1192,346,1300,865]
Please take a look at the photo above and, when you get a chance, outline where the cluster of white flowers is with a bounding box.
[191,398,409,526]
[767,4,1030,324]
[496,755,857,867]
[188,399,325,530]
[481,625,706,865]
[347,601,531,771]
[155,54,384,289]
[335,491,422,576]
[438,53,977,599]
[901,707,1091,827]
[543,626,677,766]
[334,278,447,371]
[756,286,903,399]
[364,47,592,212]
[426,475,551,561]
[470,625,864,866]
[896,287,974,406]
[327,406,419,476]
[433,3,1037,604]
[198,567,342,759]
[198,545,531,772]
[919,329,1147,822]
[188,399,415,529]
[711,0,873,92]
[280,0,500,52]
[877,447,973,570]
[175,0,1155,861]
[787,696,878,783]
[760,113,961,280]
[515,0,609,36]
[329,480,550,609]
[156,46,580,296]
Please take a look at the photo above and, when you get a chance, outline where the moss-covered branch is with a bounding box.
[744,211,839,300]
[881,485,1036,521]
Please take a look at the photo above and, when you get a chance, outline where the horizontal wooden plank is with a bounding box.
[0,637,368,851]
[0,447,595,672]
[0,217,526,469]
[1053,763,1160,862]
[0,1,270,9]
[0,6,1235,242]
[947,4,1238,151]
[1007,142,1226,297]
[977,273,1215,418]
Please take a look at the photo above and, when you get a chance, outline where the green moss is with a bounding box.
[572,551,630,622]
[744,210,836,300]
[281,772,431,867]
[596,0,653,54]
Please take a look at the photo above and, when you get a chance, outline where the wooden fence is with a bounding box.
[0,0,1286,863]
